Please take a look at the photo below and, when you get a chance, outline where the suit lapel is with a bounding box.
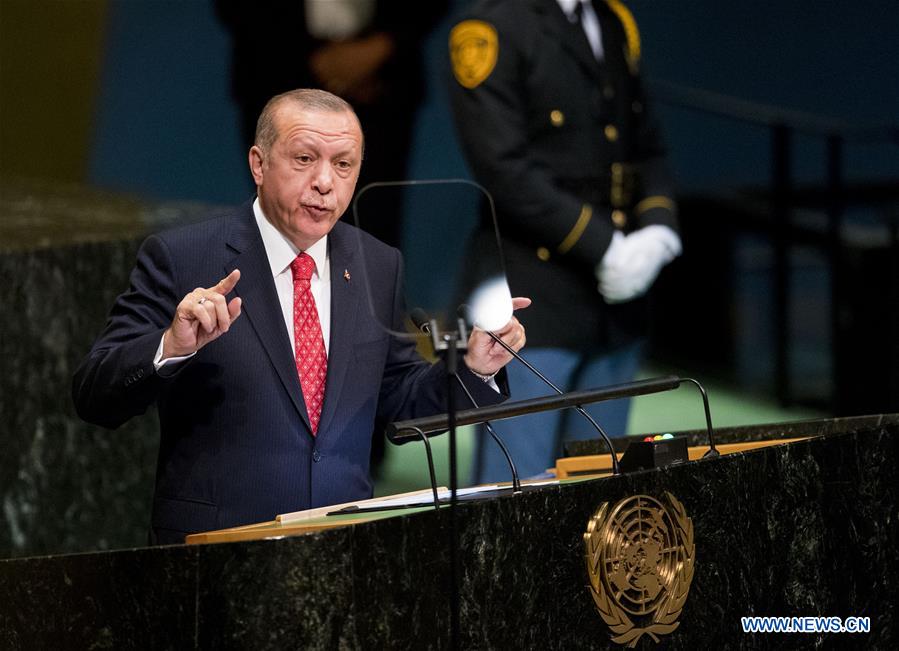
[316,221,361,438]
[224,206,311,432]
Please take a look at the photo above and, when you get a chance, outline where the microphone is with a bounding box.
[410,309,522,492]
[459,305,622,475]
[409,308,433,335]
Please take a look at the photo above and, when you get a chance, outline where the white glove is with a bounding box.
[596,225,682,303]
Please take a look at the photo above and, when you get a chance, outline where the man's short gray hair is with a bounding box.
[254,89,361,154]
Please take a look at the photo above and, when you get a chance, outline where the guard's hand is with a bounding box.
[162,270,242,359]
[310,33,394,102]
[464,297,531,377]
[596,226,682,303]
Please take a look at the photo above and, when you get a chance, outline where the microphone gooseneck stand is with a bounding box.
[682,377,720,457]
[410,309,522,494]
[408,425,441,510]
[484,331,622,475]
[453,375,522,494]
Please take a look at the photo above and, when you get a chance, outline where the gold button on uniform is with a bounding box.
[536,247,551,261]
[550,109,564,127]
[604,124,619,142]
[611,210,627,228]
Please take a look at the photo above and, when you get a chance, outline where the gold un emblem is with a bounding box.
[583,493,695,646]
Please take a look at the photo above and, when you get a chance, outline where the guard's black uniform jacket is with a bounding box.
[449,0,678,350]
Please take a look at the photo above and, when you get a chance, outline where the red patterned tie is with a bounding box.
[291,253,327,435]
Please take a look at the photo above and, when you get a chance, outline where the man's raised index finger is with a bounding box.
[213,269,241,295]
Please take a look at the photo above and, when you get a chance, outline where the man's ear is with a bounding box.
[249,146,265,185]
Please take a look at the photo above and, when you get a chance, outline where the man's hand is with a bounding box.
[463,297,531,377]
[162,270,243,359]
[596,225,682,303]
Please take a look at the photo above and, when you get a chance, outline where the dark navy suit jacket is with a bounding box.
[73,203,505,543]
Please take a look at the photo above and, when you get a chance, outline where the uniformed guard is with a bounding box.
[448,0,682,484]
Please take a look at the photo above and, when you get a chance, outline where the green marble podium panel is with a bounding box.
[1,179,215,557]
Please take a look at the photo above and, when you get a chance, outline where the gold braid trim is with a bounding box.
[557,204,593,254]
[634,195,675,215]
[604,0,641,73]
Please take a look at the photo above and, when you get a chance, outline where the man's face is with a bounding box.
[250,104,362,250]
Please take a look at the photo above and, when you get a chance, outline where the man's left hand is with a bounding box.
[464,297,531,376]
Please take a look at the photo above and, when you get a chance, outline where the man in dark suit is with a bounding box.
[73,89,527,544]
[448,0,680,483]
[216,1,452,477]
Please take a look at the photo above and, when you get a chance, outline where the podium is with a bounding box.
[1,414,896,648]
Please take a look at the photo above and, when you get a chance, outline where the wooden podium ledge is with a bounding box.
[553,437,807,478]
[184,487,449,546]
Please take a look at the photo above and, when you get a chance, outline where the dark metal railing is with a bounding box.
[647,79,899,410]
